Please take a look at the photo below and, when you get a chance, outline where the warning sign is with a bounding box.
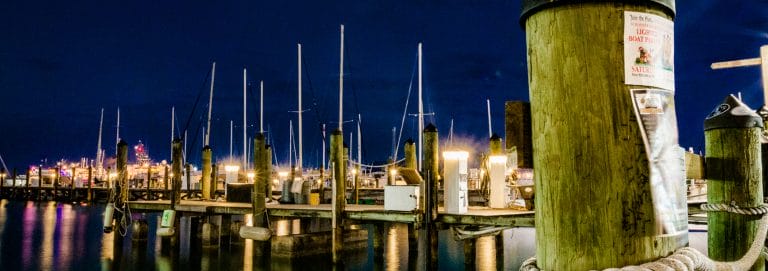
[624,11,675,91]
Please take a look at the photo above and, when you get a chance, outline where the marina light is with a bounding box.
[224,165,240,173]
[272,179,279,185]
[278,171,289,178]
[247,172,255,179]
[169,173,174,178]
[488,155,507,164]
[442,150,469,160]
[351,168,357,175]
[293,177,301,182]
[108,172,117,179]
[389,168,398,176]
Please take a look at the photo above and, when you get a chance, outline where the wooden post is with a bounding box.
[253,134,267,227]
[70,167,76,200]
[146,165,151,200]
[37,165,42,201]
[25,168,30,200]
[171,139,183,208]
[201,146,212,200]
[423,124,439,269]
[705,95,765,270]
[12,168,17,198]
[522,0,679,269]
[163,165,169,200]
[404,139,417,169]
[265,145,273,202]
[489,134,502,155]
[330,129,345,263]
[464,239,476,270]
[353,163,360,204]
[53,167,59,201]
[211,164,218,199]
[87,166,93,202]
[0,168,5,198]
[117,141,128,204]
[185,164,191,198]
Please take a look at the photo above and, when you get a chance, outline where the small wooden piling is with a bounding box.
[265,145,273,202]
[330,129,345,263]
[423,124,439,269]
[163,165,169,200]
[25,168,30,199]
[201,146,213,200]
[70,167,76,199]
[146,165,151,200]
[404,139,417,169]
[53,167,58,201]
[0,168,5,197]
[37,165,42,201]
[171,139,183,208]
[464,238,476,270]
[117,141,128,204]
[87,166,93,202]
[12,168,17,198]
[705,95,765,270]
[185,164,191,198]
[211,164,218,199]
[489,134,502,155]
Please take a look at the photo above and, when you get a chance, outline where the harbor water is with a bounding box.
[0,200,707,270]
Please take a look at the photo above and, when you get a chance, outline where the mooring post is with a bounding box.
[69,166,75,201]
[0,168,5,198]
[201,146,212,200]
[172,139,183,208]
[423,124,439,269]
[146,165,151,200]
[53,167,59,201]
[211,164,218,199]
[353,163,360,204]
[404,139,423,250]
[464,238,476,270]
[37,165,42,201]
[163,165,169,200]
[12,168,17,198]
[330,129,346,263]
[521,0,680,269]
[253,134,268,227]
[265,145,273,202]
[87,166,93,202]
[705,95,765,270]
[185,163,191,198]
[25,168,30,200]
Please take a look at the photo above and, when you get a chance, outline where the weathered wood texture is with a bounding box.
[525,3,678,269]
[330,130,345,263]
[201,146,212,200]
[685,152,705,179]
[253,134,267,227]
[171,139,182,207]
[706,127,764,270]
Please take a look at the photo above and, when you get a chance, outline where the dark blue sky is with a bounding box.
[0,0,766,170]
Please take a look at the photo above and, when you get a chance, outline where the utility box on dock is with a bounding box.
[444,151,469,214]
[384,185,419,211]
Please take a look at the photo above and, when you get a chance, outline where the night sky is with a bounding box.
[1,1,766,170]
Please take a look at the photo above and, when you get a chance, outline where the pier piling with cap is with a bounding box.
[521,0,682,269]
[704,95,765,270]
[330,129,345,263]
[423,124,439,269]
[201,146,212,200]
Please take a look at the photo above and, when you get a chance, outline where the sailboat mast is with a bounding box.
[289,120,294,167]
[449,118,454,146]
[96,108,104,168]
[357,114,361,166]
[417,42,423,171]
[243,67,247,168]
[205,62,216,146]
[391,127,396,160]
[116,107,120,155]
[260,80,264,134]
[486,99,492,138]
[171,107,175,159]
[298,43,303,171]
[230,120,233,158]
[338,25,344,132]
[322,124,326,172]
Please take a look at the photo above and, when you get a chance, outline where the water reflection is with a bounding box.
[0,201,710,270]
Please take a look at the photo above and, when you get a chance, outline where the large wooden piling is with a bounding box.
[330,130,345,263]
[423,124,439,269]
[404,139,417,169]
[253,134,267,227]
[117,141,128,204]
[171,139,183,208]
[522,0,680,269]
[145,165,151,200]
[25,168,30,199]
[705,95,765,270]
[201,146,212,200]
[163,165,169,200]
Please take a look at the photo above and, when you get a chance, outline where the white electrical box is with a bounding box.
[444,151,469,214]
[384,185,420,211]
